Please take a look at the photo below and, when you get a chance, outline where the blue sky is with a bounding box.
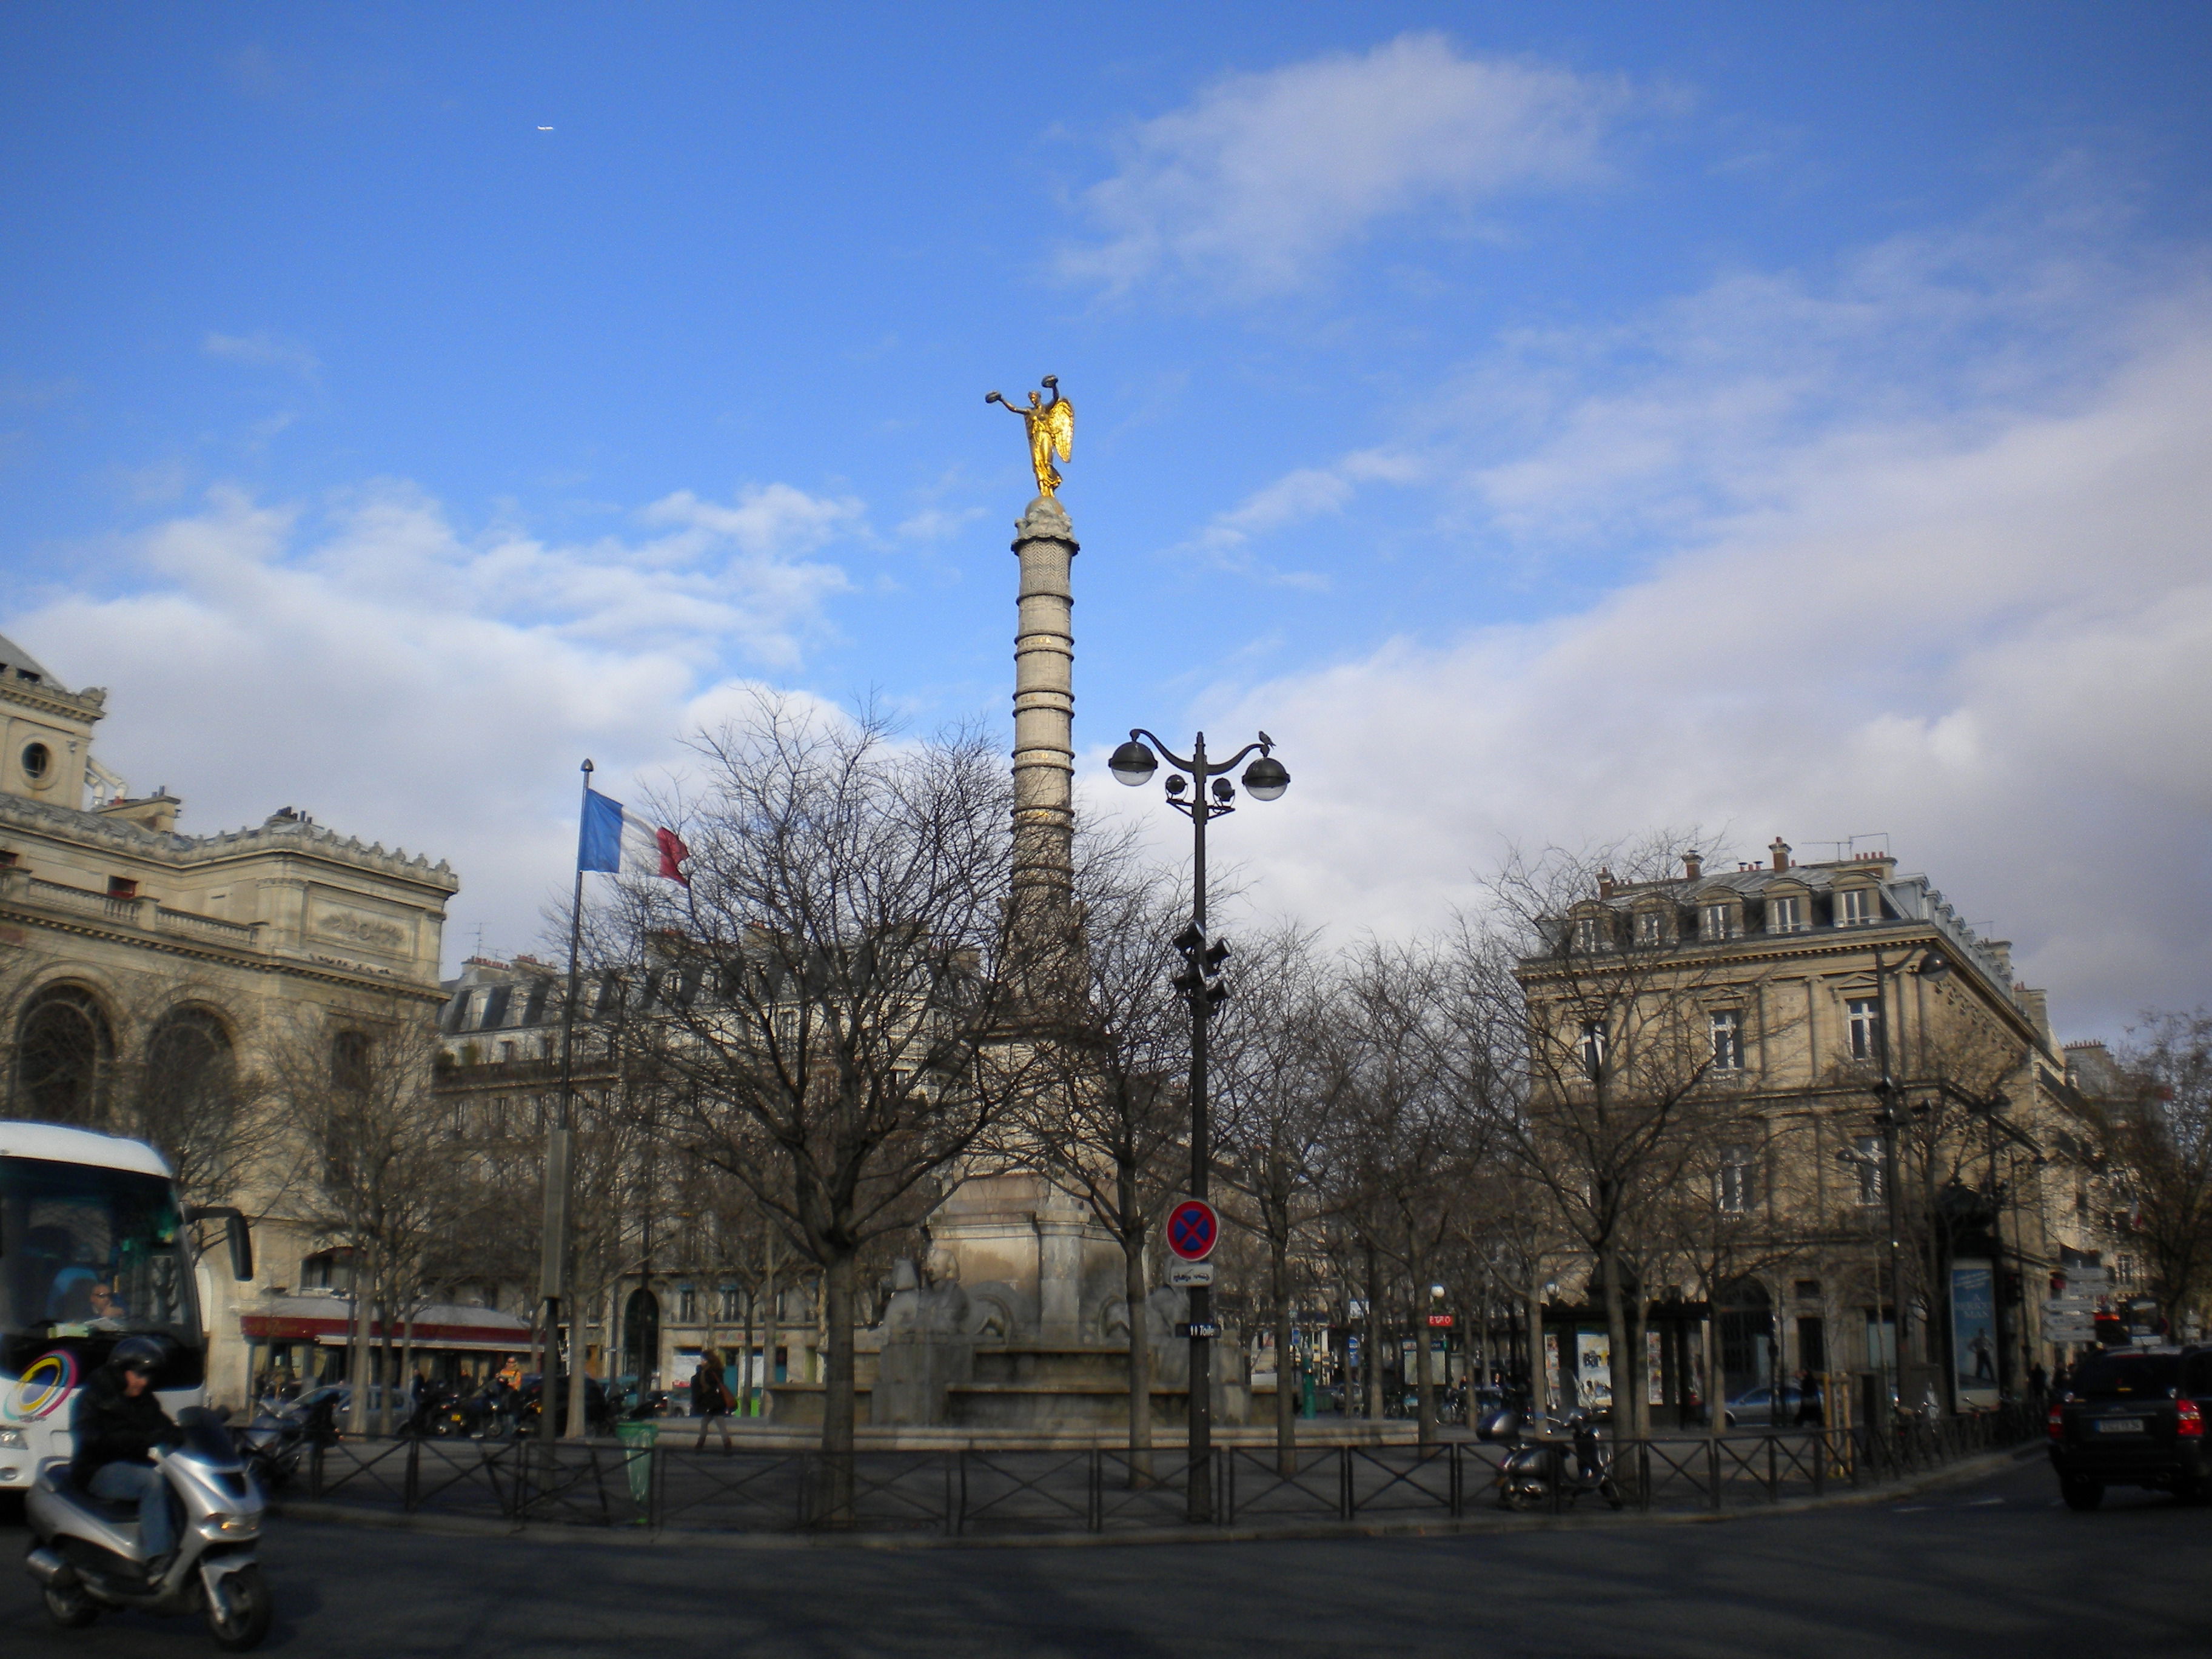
[4,4,2209,1033]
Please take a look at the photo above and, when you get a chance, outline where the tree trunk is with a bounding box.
[816,1249,857,1527]
[1525,1279,1548,1422]
[1353,1256,1371,1424]
[565,1277,591,1439]
[1413,1275,1436,1449]
[1705,1300,1723,1470]
[762,1230,780,1419]
[1272,1227,1296,1474]
[1601,1241,1631,1455]
[1124,1227,1153,1484]
[342,1264,366,1436]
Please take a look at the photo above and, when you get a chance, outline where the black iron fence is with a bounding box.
[287,1405,2037,1538]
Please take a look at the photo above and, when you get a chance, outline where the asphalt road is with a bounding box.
[4,1453,2205,1658]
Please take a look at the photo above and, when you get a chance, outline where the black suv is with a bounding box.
[2046,1346,2211,1509]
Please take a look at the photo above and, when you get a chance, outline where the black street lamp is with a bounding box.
[1110,726,1289,1523]
[1869,943,1946,1426]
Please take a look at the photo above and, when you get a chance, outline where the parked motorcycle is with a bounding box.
[25,1406,273,1650]
[1480,1406,1624,1512]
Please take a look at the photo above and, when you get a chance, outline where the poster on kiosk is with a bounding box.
[1949,1259,2000,1409]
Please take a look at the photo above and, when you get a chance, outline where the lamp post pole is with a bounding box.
[1109,727,1289,1524]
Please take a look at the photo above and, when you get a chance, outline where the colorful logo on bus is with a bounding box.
[5,1350,79,1422]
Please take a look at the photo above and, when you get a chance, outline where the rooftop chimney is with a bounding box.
[1769,837,1791,872]
[1597,865,1615,899]
[1683,850,1703,880]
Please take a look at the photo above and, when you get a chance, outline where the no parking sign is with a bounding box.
[1165,1198,1219,1262]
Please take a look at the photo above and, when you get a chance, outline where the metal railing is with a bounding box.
[287,1407,2036,1537]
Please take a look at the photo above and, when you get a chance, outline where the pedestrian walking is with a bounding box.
[692,1347,734,1450]
[1794,1367,1822,1427]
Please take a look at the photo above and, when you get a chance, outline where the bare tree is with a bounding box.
[1011,823,1188,1478]
[2064,1010,2212,1335]
[614,697,1036,1520]
[267,996,466,1436]
[1476,843,1758,1444]
[1214,923,1336,1470]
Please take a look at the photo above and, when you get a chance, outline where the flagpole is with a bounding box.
[540,759,591,1457]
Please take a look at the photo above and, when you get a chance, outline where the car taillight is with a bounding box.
[2177,1400,2204,1438]
[2048,1404,2064,1441]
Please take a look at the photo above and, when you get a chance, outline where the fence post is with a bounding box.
[1811,1432,1825,1498]
[1449,1444,1462,1520]
[309,1438,324,1498]
[404,1435,421,1512]
[1766,1434,1778,1502]
[1707,1435,1721,1511]
[1638,1440,1652,1512]
[1339,1445,1353,1521]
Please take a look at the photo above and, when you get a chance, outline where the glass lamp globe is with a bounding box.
[1108,739,1158,787]
[1241,756,1290,802]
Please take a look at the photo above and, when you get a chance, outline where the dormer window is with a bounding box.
[1768,895,1806,934]
[1634,910,1663,948]
[1701,901,1738,940]
[1837,887,1875,927]
[1572,916,1607,953]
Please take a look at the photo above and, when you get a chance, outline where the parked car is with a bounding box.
[1722,1384,1811,1428]
[2046,1346,2211,1510]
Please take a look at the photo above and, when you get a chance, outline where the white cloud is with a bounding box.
[1062,34,1637,295]
[1172,286,2212,1037]
[4,477,867,969]
[202,330,321,381]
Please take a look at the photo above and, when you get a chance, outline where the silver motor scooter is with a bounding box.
[25,1406,272,1651]
[1484,1406,1625,1512]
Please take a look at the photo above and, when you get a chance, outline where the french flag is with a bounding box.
[578,788,691,885]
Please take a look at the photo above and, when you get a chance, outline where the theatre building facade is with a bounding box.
[0,633,461,1402]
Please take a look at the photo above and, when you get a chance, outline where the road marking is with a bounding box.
[1963,1497,2005,1506]
[1892,1505,1929,1513]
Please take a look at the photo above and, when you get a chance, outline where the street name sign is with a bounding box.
[1166,1198,1220,1261]
[1175,1321,1221,1339]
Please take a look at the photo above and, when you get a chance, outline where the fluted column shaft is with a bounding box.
[1010,495,1076,906]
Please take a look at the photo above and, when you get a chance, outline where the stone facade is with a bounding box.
[0,633,457,1403]
[1528,839,2093,1412]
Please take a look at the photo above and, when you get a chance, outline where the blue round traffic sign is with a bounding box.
[1166,1198,1219,1262]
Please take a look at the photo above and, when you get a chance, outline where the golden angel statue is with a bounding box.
[986,374,1074,497]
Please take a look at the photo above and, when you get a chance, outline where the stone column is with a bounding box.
[1036,1200,1088,1346]
[1010,495,1077,913]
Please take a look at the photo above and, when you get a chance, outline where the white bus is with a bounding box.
[0,1121,251,1499]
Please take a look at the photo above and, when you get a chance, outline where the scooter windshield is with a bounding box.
[1,1155,204,1387]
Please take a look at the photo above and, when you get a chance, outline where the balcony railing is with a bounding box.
[3,870,264,951]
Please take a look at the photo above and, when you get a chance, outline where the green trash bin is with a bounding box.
[616,1419,659,1518]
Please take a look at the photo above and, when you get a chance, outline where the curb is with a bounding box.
[268,1443,2045,1553]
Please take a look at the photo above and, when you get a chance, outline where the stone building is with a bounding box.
[0,633,458,1401]
[1527,838,2094,1416]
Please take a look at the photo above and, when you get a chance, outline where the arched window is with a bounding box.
[14,984,115,1124]
[138,1007,237,1164]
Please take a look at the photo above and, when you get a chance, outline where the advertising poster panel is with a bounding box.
[1950,1259,2000,1409]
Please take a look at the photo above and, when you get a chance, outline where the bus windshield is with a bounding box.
[1,1154,203,1385]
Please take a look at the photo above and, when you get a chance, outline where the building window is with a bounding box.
[1718,1145,1757,1214]
[1572,916,1606,953]
[1701,902,1737,940]
[498,1039,517,1063]
[678,1285,699,1324]
[1767,895,1805,934]
[21,742,50,782]
[1709,1009,1743,1071]
[1846,997,1881,1062]
[1634,910,1663,948]
[1837,887,1875,927]
[1852,1135,1883,1205]
[1579,1021,1607,1081]
[720,1284,743,1321]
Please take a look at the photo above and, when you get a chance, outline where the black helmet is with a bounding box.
[108,1335,166,1376]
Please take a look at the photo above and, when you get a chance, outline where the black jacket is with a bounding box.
[69,1367,180,1484]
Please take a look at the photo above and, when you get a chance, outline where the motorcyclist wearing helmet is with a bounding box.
[70,1335,185,1571]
